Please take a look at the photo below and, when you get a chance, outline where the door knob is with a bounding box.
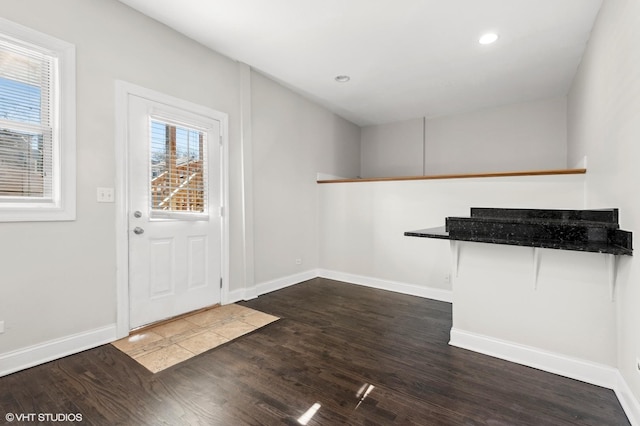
[133,227,145,235]
[133,211,142,218]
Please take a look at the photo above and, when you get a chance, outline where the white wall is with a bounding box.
[319,174,585,298]
[425,97,568,174]
[251,71,360,285]
[568,0,640,409]
[360,118,424,178]
[453,242,616,366]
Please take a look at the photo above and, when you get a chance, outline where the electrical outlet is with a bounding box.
[97,187,115,203]
[0,321,4,334]
[295,258,303,265]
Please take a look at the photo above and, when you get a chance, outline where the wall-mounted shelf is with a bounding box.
[317,168,586,184]
[406,207,632,301]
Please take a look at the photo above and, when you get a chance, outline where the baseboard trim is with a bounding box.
[226,287,251,304]
[450,327,618,389]
[257,269,318,296]
[450,327,640,424]
[615,372,640,426]
[226,269,319,303]
[0,324,117,377]
[227,269,452,305]
[318,269,452,303]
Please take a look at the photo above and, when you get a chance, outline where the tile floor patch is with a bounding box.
[111,331,165,354]
[112,304,279,373]
[151,319,197,338]
[178,330,229,355]
[135,344,195,374]
[243,311,280,328]
[209,319,257,340]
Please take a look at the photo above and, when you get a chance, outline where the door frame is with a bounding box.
[114,81,230,339]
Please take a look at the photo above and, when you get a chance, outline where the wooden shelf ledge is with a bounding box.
[317,168,586,184]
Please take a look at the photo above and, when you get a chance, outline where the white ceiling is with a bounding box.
[118,0,603,126]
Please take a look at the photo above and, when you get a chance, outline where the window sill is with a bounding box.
[0,205,76,222]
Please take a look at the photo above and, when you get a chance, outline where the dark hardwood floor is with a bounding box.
[0,278,630,425]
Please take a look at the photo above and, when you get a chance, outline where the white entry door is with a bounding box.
[127,93,222,329]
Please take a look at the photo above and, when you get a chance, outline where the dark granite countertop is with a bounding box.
[405,226,449,239]
[405,208,633,256]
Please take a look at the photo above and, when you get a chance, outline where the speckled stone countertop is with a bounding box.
[405,208,633,256]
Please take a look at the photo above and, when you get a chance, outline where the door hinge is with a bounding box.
[219,135,223,145]
[220,277,223,289]
[220,206,224,217]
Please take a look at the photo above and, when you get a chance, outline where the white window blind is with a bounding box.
[149,118,207,215]
[0,36,54,200]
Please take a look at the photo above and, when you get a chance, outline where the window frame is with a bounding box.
[0,17,75,222]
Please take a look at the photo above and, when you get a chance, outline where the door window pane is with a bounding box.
[150,119,206,214]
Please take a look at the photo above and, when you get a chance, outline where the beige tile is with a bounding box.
[151,319,200,339]
[111,331,165,355]
[113,306,279,373]
[242,311,279,328]
[184,307,233,327]
[210,319,257,340]
[178,330,229,355]
[218,304,256,318]
[128,338,175,359]
[134,344,195,373]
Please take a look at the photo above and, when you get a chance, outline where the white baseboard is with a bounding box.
[450,328,639,424]
[318,269,452,303]
[0,324,117,378]
[226,269,319,303]
[615,372,640,426]
[450,327,618,388]
[257,269,318,295]
[226,287,253,304]
[227,269,452,305]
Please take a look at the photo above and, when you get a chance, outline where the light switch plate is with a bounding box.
[97,187,115,203]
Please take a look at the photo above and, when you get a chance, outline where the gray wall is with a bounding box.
[0,0,360,360]
[0,0,241,354]
[425,97,567,174]
[360,97,568,177]
[251,71,360,284]
[360,118,423,178]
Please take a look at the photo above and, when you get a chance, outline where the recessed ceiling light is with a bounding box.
[335,75,350,83]
[479,33,499,45]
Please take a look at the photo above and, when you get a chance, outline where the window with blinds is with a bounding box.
[0,18,75,222]
[150,119,207,215]
[0,37,54,200]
